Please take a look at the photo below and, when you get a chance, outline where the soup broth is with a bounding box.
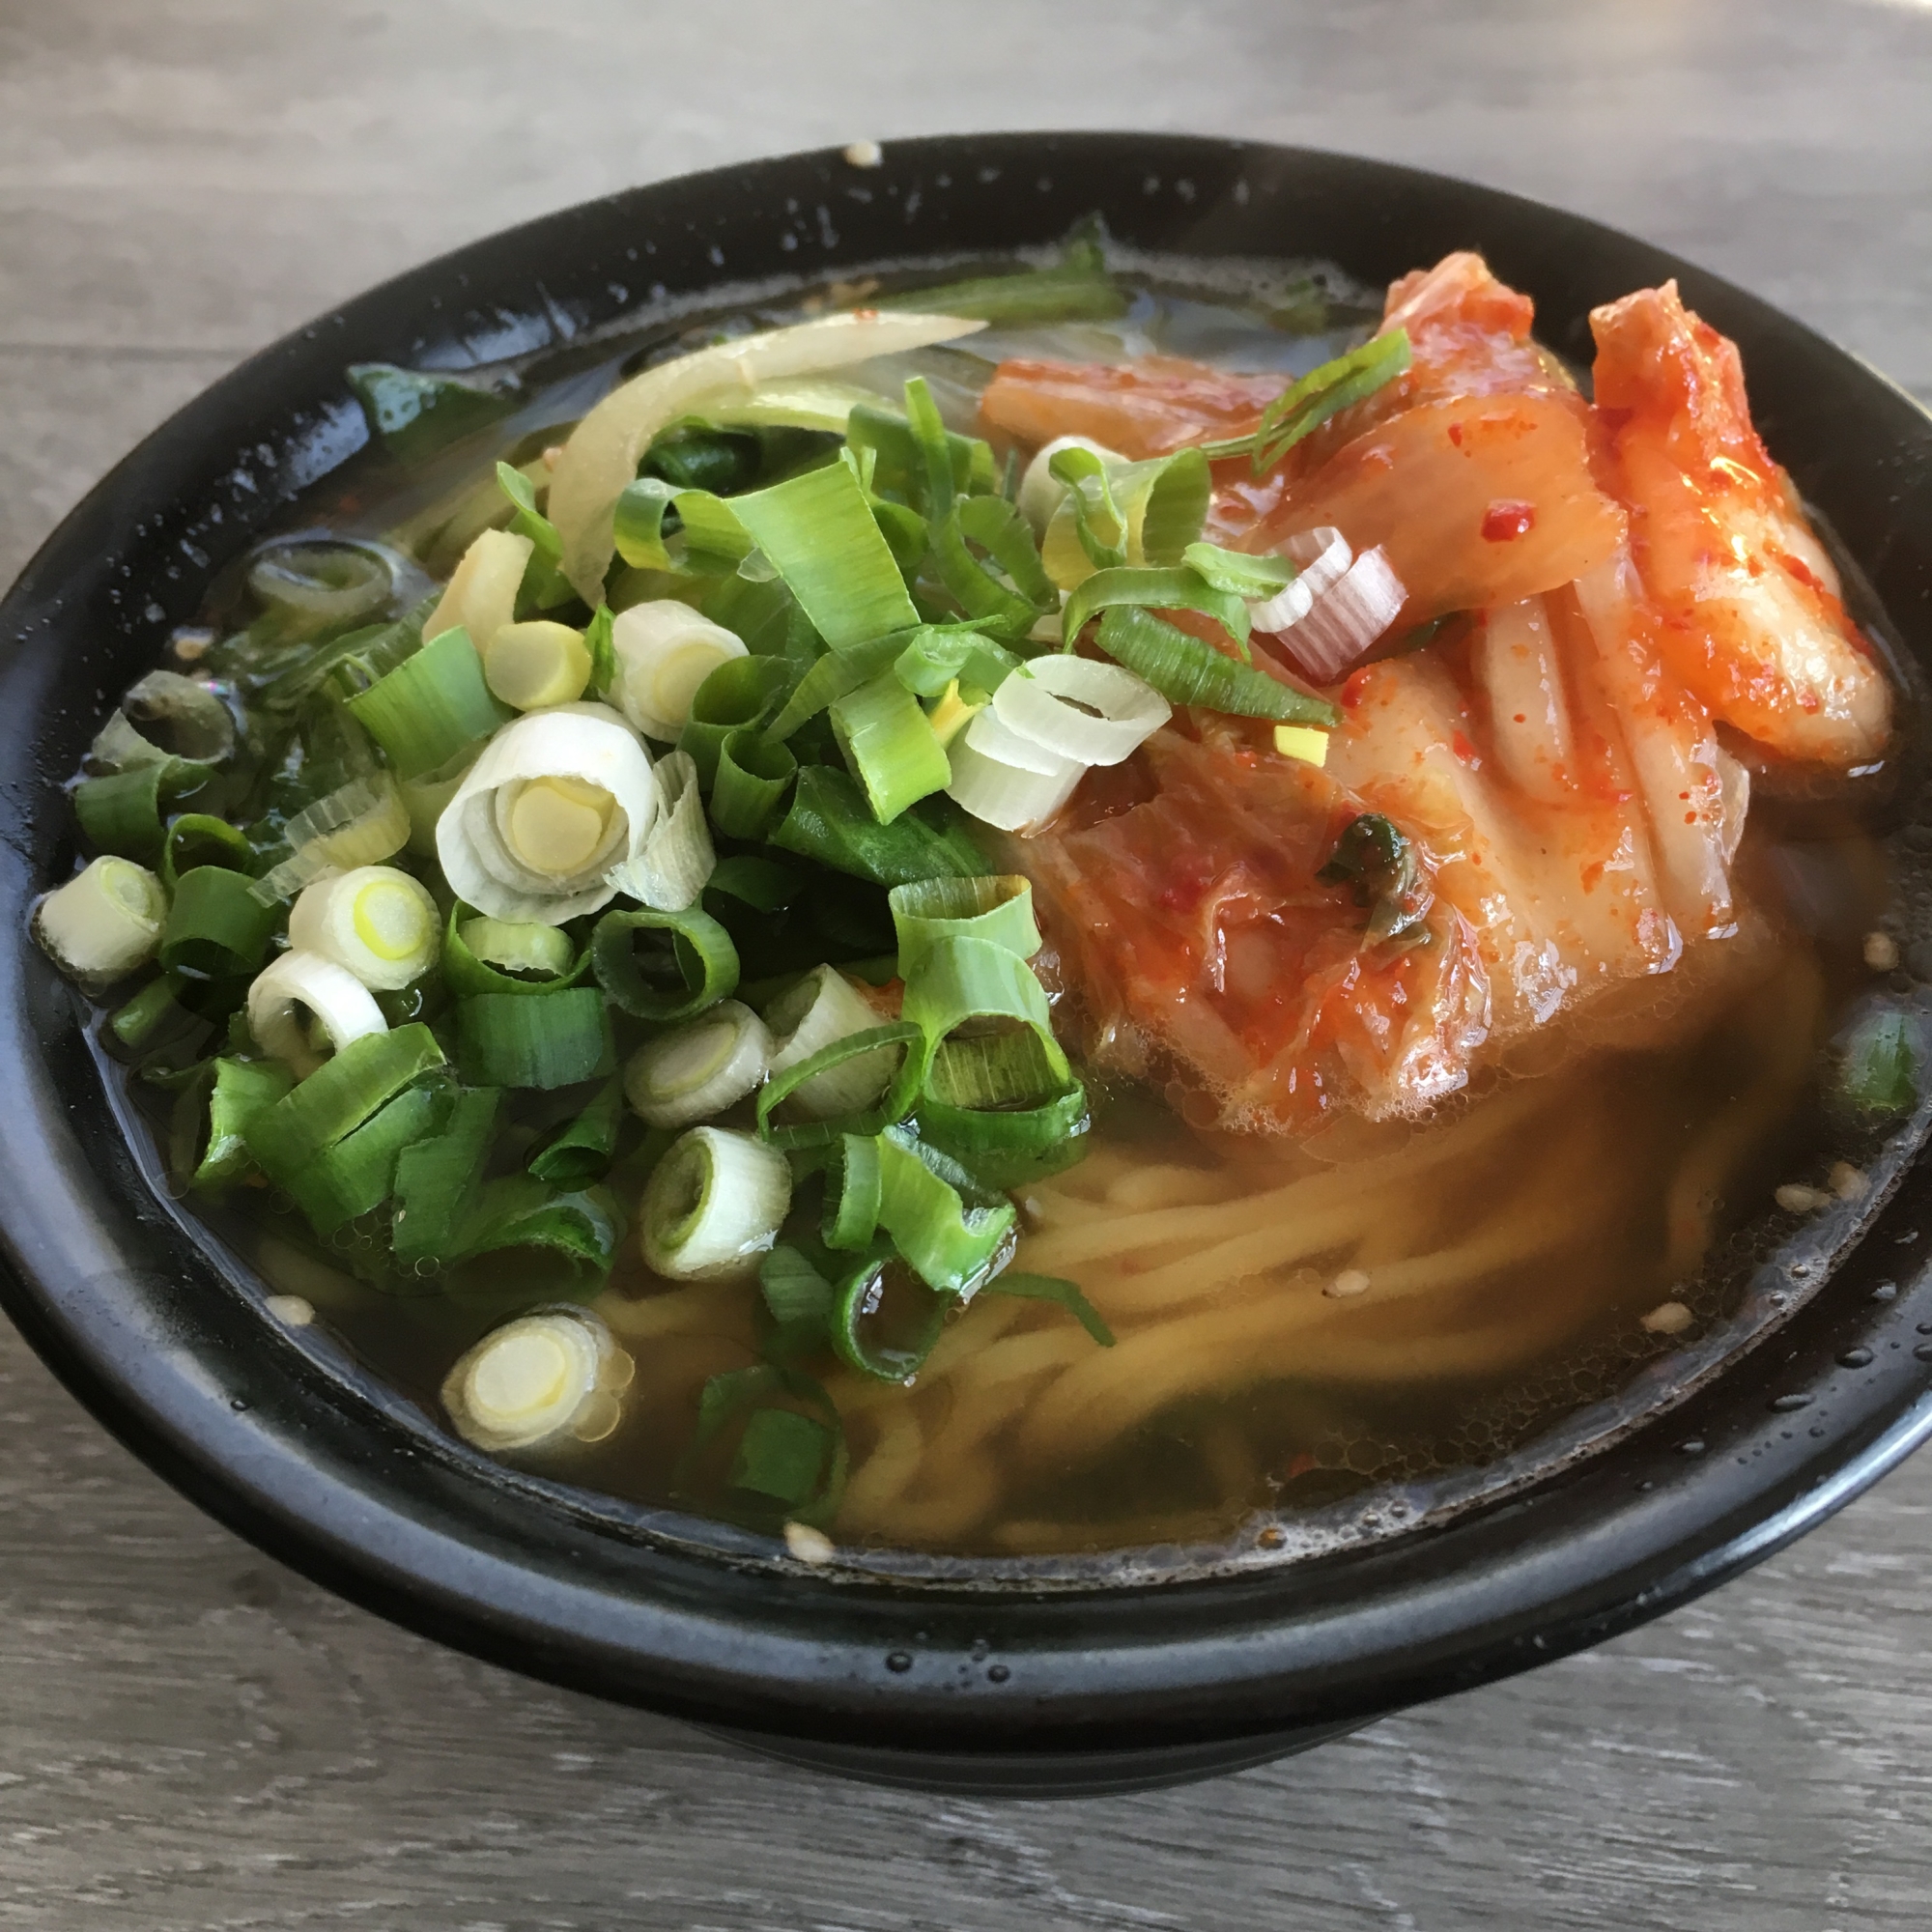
[49,236,1918,1566]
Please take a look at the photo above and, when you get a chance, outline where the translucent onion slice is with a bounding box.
[1273,545,1408,683]
[549,309,987,603]
[459,916,575,979]
[287,865,440,990]
[605,749,714,911]
[438,702,657,925]
[610,602,748,742]
[1281,526,1353,600]
[34,856,167,987]
[640,1126,791,1281]
[483,620,592,712]
[246,949,389,1079]
[90,671,235,771]
[624,999,772,1129]
[441,1308,632,1454]
[420,527,533,656]
[251,773,412,903]
[945,730,1085,835]
[990,656,1170,768]
[763,965,899,1118]
[1017,434,1125,533]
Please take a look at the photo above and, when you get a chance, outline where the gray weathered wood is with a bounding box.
[3,1,1931,1924]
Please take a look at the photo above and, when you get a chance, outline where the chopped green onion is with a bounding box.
[1040,447,1211,591]
[457,987,613,1089]
[890,622,1021,701]
[393,1085,501,1264]
[592,902,739,1022]
[944,709,1085,834]
[402,753,473,858]
[641,1125,791,1281]
[984,1271,1114,1347]
[33,856,169,987]
[755,1020,923,1152]
[419,529,534,659]
[832,1244,950,1383]
[283,1078,447,1236]
[347,362,516,464]
[761,629,903,741]
[1836,1008,1921,1119]
[1202,327,1412,473]
[458,1175,625,1276]
[246,950,389,1077]
[992,655,1170,766]
[822,1131,883,1251]
[251,772,412,904]
[1095,605,1340,725]
[288,866,440,990]
[528,1076,625,1187]
[609,602,750,742]
[677,1362,846,1526]
[482,620,592,711]
[111,969,189,1047]
[829,670,952,824]
[727,460,922,651]
[711,729,797,840]
[347,624,508,780]
[72,757,211,862]
[931,494,1058,640]
[1181,541,1295,601]
[611,476,757,575]
[900,934,1069,1097]
[159,867,279,979]
[642,423,762,494]
[451,911,580,988]
[888,874,1039,976]
[159,813,250,892]
[172,1055,295,1194]
[770,766,987,888]
[244,1022,444,1185]
[100,669,236,765]
[623,999,771,1128]
[1062,563,1252,662]
[874,1131,1015,1295]
[844,400,998,509]
[494,463,574,616]
[1017,435,1123,534]
[877,256,1126,327]
[607,748,716,912]
[914,1076,1092,1191]
[763,964,903,1119]
[757,1244,838,1361]
[678,654,790,787]
[440,1308,629,1453]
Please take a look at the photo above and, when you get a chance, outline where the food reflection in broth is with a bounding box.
[42,229,1919,1563]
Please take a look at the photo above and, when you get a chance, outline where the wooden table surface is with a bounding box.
[4,3,1931,1925]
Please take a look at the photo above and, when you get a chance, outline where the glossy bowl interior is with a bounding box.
[3,133,1932,1796]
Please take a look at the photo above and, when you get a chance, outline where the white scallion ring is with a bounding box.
[246,949,389,1079]
[420,527,534,657]
[609,602,749,743]
[33,856,167,987]
[640,1126,791,1281]
[440,1308,634,1454]
[990,656,1170,768]
[287,865,440,990]
[945,710,1087,835]
[624,1000,772,1129]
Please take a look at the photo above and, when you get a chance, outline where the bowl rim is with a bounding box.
[3,128,1931,1758]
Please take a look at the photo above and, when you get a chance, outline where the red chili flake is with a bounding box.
[1451,730,1480,766]
[1513,712,1527,724]
[854,307,880,321]
[1775,548,1826,594]
[1447,420,1464,448]
[1481,500,1537,543]
[1340,667,1375,709]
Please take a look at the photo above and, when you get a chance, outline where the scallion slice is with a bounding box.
[172,1055,294,1194]
[287,866,440,990]
[606,748,715,911]
[831,1243,950,1383]
[528,1076,625,1187]
[347,625,509,781]
[1095,605,1341,725]
[770,766,987,888]
[609,602,750,743]
[160,813,251,892]
[821,1132,883,1252]
[944,725,1084,834]
[159,867,280,979]
[283,1078,447,1236]
[991,655,1170,768]
[763,964,901,1119]
[1200,327,1412,473]
[1040,447,1211,591]
[874,1131,1016,1296]
[419,528,534,658]
[678,655,791,788]
[624,999,772,1129]
[1061,563,1252,662]
[441,1308,630,1453]
[250,772,412,904]
[900,934,1069,1097]
[438,701,657,924]
[33,856,168,988]
[888,874,1039,976]
[392,1085,500,1265]
[457,987,614,1089]
[458,1176,625,1277]
[482,620,592,712]
[592,902,739,1022]
[73,757,211,863]
[1017,435,1124,533]
[246,950,390,1078]
[1182,541,1294,601]
[641,1125,791,1281]
[755,1019,922,1152]
[984,1271,1115,1347]
[93,670,236,769]
[243,1022,444,1182]
[829,670,952,824]
[914,1076,1092,1191]
[711,729,797,841]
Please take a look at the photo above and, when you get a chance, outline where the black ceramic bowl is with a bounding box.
[4,133,1932,1800]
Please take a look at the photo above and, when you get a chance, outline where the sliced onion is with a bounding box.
[1248,528,1350,634]
[438,702,657,925]
[1017,434,1125,533]
[34,856,167,987]
[763,965,898,1117]
[610,602,748,742]
[991,656,1169,768]
[246,949,388,1078]
[946,727,1085,835]
[251,773,411,903]
[640,1126,791,1281]
[287,866,440,990]
[624,999,772,1128]
[420,527,533,656]
[1272,545,1407,683]
[441,1308,632,1453]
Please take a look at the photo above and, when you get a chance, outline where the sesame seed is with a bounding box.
[1863,931,1900,972]
[842,140,883,169]
[783,1521,836,1565]
[1829,1161,1869,1201]
[265,1293,314,1328]
[1776,1182,1833,1213]
[1641,1300,1694,1336]
[1324,1268,1371,1299]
